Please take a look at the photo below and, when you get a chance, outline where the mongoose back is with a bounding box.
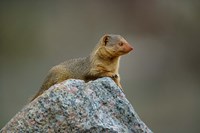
[31,34,133,101]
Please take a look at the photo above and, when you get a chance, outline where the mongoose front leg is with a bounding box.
[111,74,123,90]
[101,72,123,90]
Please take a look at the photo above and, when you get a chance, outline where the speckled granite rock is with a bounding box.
[1,77,153,133]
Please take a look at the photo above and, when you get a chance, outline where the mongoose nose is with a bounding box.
[127,44,134,52]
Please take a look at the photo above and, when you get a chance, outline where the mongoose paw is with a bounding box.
[111,74,118,79]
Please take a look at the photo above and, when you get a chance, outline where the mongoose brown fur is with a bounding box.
[31,34,133,101]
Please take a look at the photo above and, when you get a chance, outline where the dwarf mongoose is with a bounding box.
[31,34,133,101]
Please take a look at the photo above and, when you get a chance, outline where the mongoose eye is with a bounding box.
[119,43,124,46]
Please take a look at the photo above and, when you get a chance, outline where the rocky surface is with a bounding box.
[1,77,153,133]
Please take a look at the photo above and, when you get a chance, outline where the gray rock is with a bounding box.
[1,77,153,133]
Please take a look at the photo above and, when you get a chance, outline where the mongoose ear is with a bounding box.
[102,35,110,46]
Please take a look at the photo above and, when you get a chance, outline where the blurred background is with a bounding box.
[0,0,200,132]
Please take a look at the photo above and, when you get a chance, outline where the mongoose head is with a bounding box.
[100,34,133,57]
